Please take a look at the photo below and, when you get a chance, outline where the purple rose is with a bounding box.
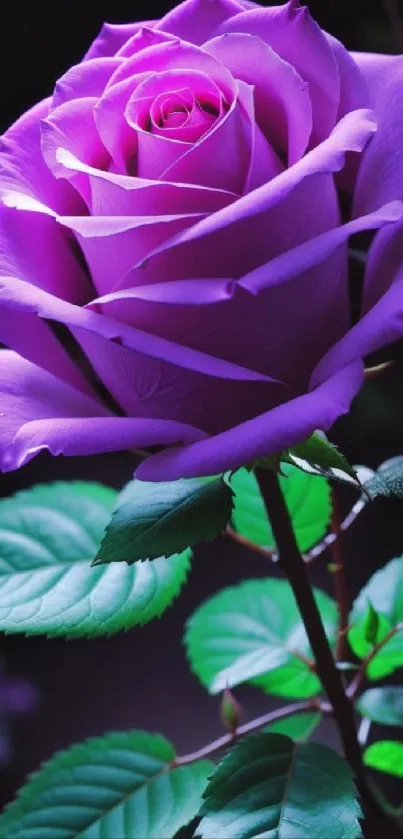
[0,0,402,480]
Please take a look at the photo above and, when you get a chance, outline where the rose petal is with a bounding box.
[204,32,312,163]
[136,362,363,480]
[311,252,403,389]
[52,57,123,109]
[41,98,109,205]
[353,53,403,216]
[214,1,340,145]
[84,21,156,61]
[116,27,177,59]
[132,109,376,278]
[0,276,281,384]
[55,148,236,219]
[0,351,206,472]
[155,0,245,45]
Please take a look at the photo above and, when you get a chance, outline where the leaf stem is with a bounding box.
[255,468,373,815]
[173,699,321,766]
[330,489,349,661]
[224,524,275,559]
[348,621,403,700]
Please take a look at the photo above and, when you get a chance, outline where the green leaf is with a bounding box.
[358,687,403,726]
[349,556,403,679]
[264,711,321,741]
[363,601,381,646]
[364,740,403,778]
[283,432,362,488]
[185,578,337,698]
[0,730,213,839]
[230,465,330,553]
[95,476,233,564]
[198,734,362,838]
[0,482,190,638]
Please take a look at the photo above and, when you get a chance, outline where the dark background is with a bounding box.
[1,0,403,814]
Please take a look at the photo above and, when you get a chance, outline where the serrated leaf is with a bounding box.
[349,556,403,679]
[185,578,337,699]
[230,465,330,553]
[358,687,403,726]
[364,740,403,778]
[198,734,362,838]
[95,476,233,564]
[283,432,361,488]
[264,710,320,741]
[0,482,190,638]
[0,730,213,839]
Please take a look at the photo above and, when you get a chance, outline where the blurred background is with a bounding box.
[1,0,403,814]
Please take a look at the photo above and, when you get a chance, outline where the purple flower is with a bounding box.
[0,0,402,480]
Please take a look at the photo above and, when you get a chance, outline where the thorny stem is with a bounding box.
[172,699,323,766]
[256,468,376,818]
[348,621,403,700]
[224,524,275,559]
[330,490,349,661]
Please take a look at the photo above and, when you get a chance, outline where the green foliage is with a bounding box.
[264,711,321,741]
[95,476,233,564]
[358,687,403,726]
[283,432,362,488]
[230,465,330,553]
[0,482,190,638]
[363,602,381,646]
[349,556,403,679]
[0,730,213,839]
[198,734,362,838]
[186,578,337,698]
[365,455,403,500]
[364,741,403,778]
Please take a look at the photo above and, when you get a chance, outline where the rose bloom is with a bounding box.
[0,0,402,480]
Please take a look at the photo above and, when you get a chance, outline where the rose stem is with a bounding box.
[256,467,374,816]
[330,488,349,661]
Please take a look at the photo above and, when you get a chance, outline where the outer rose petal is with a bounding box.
[41,98,110,206]
[135,362,363,480]
[353,53,403,215]
[54,148,236,218]
[52,57,123,108]
[84,21,156,60]
[214,1,340,144]
[155,0,245,45]
[0,351,206,472]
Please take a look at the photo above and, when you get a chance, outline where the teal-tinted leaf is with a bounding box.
[0,730,213,839]
[364,740,403,778]
[95,476,233,564]
[0,482,190,638]
[349,556,403,679]
[231,465,330,553]
[198,734,362,838]
[283,432,362,488]
[358,688,403,726]
[185,579,337,699]
[264,711,320,741]
[365,455,403,500]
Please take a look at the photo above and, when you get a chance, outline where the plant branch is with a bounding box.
[173,699,320,766]
[256,468,373,814]
[224,524,275,559]
[330,490,349,660]
[348,621,403,700]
